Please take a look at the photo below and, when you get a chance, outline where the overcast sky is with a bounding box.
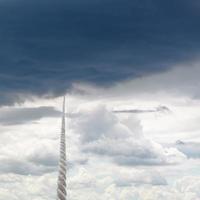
[0,0,200,200]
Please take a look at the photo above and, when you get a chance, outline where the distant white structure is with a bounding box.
[57,97,67,200]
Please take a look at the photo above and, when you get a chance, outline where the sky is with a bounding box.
[0,0,200,199]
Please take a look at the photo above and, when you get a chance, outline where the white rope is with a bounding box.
[57,96,67,200]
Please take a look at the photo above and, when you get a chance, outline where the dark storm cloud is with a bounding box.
[0,0,200,104]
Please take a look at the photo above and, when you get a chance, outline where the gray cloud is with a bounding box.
[114,105,170,114]
[28,151,88,169]
[0,106,61,125]
[175,140,200,159]
[0,158,55,175]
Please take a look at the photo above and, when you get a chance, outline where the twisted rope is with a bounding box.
[57,97,67,200]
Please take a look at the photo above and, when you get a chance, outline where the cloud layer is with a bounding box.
[0,0,200,104]
[72,105,186,166]
[0,94,200,199]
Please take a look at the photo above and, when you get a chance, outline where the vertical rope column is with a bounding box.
[57,97,67,200]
